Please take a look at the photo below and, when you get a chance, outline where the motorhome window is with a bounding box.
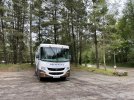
[40,47,69,62]
[40,47,46,59]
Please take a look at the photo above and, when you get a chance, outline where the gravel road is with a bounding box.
[0,68,134,100]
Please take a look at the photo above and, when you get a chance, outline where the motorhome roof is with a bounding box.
[39,44,69,49]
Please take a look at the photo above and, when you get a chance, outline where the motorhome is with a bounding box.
[35,44,70,81]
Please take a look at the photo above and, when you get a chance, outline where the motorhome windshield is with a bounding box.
[40,47,69,62]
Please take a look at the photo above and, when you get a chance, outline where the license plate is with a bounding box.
[53,76,60,78]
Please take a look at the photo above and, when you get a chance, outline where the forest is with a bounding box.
[0,0,134,68]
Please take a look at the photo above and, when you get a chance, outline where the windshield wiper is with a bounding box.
[41,59,55,62]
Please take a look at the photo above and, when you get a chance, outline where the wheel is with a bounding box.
[34,70,37,76]
[61,77,67,81]
[37,69,43,81]
[38,77,44,81]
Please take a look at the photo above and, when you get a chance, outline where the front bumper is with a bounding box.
[39,70,70,78]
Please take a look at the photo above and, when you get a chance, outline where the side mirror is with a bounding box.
[36,54,39,58]
[69,55,71,60]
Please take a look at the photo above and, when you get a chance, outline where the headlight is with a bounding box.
[67,67,70,70]
[41,67,46,71]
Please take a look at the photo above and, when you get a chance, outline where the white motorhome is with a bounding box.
[35,44,70,81]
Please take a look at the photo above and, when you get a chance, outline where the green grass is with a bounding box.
[0,63,34,72]
[72,65,115,76]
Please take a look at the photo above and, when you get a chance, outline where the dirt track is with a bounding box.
[0,69,134,100]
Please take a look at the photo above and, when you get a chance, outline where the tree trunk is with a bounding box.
[54,0,57,44]
[102,33,106,70]
[93,2,99,69]
[38,3,42,44]
[94,30,99,68]
[71,7,77,65]
[54,25,57,44]
[19,2,26,64]
[30,3,33,66]
[114,50,116,67]
[13,37,17,64]
[102,15,106,70]
[1,18,7,63]
[79,35,82,65]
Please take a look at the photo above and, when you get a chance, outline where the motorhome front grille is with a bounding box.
[49,72,63,75]
[48,68,64,71]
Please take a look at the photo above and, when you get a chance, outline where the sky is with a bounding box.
[107,0,127,17]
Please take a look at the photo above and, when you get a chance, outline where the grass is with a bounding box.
[107,63,134,68]
[0,63,128,76]
[71,64,115,76]
[0,63,34,72]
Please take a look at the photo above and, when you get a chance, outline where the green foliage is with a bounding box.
[110,34,124,50]
[0,0,133,67]
[127,48,134,64]
[113,0,134,65]
[82,50,96,64]
[117,0,134,40]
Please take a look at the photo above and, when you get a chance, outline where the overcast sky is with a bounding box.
[107,0,127,17]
